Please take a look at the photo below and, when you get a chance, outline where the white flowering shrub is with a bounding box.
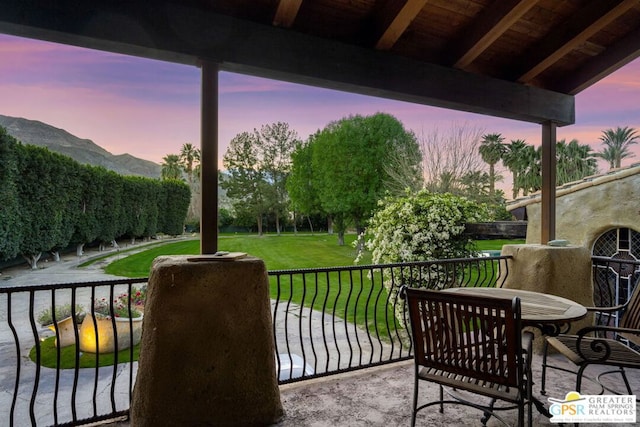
[364,190,490,264]
[358,190,490,326]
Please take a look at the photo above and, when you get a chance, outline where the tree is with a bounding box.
[94,168,124,250]
[158,179,191,236]
[512,139,597,196]
[479,133,505,196]
[71,166,102,256]
[161,154,182,180]
[420,122,485,193]
[256,122,300,235]
[502,139,528,199]
[556,139,597,185]
[222,132,270,235]
[596,126,639,169]
[0,127,21,260]
[48,155,83,260]
[309,113,421,245]
[122,176,159,243]
[0,142,189,266]
[15,145,66,268]
[287,139,324,233]
[383,135,424,194]
[222,123,304,235]
[179,143,200,185]
[514,144,541,196]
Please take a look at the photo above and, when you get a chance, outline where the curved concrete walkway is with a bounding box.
[0,237,191,287]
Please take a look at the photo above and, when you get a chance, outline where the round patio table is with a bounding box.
[440,286,589,419]
[440,287,588,336]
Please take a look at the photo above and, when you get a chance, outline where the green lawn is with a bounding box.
[103,234,367,277]
[31,336,140,369]
[101,234,521,342]
[475,239,524,250]
[103,234,523,278]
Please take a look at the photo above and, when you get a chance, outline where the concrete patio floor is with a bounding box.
[108,352,639,426]
[273,354,638,427]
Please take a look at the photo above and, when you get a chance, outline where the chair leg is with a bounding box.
[439,385,444,413]
[527,365,533,427]
[540,339,549,395]
[619,367,633,395]
[517,404,524,427]
[576,365,588,392]
[482,399,496,426]
[411,375,418,427]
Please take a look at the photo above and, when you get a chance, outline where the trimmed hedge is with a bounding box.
[0,126,190,263]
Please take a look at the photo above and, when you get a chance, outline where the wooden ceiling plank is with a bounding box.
[273,0,303,28]
[518,0,637,83]
[450,0,538,69]
[552,25,640,95]
[375,0,429,50]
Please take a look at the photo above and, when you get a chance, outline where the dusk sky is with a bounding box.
[1,33,640,181]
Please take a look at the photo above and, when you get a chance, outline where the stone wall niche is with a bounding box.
[131,255,283,426]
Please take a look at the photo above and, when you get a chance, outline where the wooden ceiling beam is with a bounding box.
[0,0,575,125]
[551,25,640,95]
[273,0,303,28]
[517,0,637,83]
[448,0,538,69]
[374,0,429,50]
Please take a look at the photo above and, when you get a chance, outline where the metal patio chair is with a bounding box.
[402,286,533,426]
[541,280,640,397]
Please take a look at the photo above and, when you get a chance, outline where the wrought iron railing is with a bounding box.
[270,256,511,383]
[0,256,510,426]
[1,278,147,427]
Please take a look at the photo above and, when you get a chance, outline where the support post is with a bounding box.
[541,122,556,244]
[200,61,219,254]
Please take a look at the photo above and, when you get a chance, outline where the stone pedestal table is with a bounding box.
[131,255,283,426]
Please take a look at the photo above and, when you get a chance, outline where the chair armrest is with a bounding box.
[585,303,628,313]
[574,326,640,362]
[576,325,640,337]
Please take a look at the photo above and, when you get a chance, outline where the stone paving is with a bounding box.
[0,239,176,427]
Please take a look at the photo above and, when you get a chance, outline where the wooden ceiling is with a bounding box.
[217,0,640,95]
[2,0,640,126]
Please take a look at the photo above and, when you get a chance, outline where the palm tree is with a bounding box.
[516,144,541,196]
[479,133,505,196]
[161,154,182,180]
[179,143,201,185]
[556,139,597,185]
[596,126,638,169]
[502,139,528,199]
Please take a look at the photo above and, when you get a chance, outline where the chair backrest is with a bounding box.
[404,287,523,388]
[620,282,640,346]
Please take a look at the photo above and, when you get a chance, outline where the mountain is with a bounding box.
[0,114,161,178]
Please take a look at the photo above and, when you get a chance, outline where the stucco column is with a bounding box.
[131,255,283,426]
[501,244,594,353]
